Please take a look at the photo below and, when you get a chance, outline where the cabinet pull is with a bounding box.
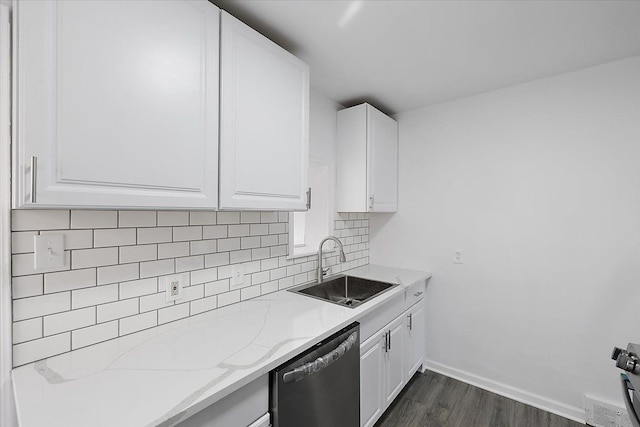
[383,331,388,353]
[369,194,374,210]
[413,291,423,297]
[408,313,412,330]
[30,156,37,203]
[388,330,391,351]
[306,187,312,209]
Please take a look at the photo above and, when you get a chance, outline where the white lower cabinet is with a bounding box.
[404,302,425,381]
[360,293,425,427]
[360,329,385,427]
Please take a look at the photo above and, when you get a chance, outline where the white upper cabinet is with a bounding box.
[13,0,219,209]
[336,103,398,212]
[219,11,309,211]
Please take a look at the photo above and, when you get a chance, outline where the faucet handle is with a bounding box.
[322,267,331,276]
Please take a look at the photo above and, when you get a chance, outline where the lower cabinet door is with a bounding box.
[360,331,385,427]
[405,302,425,381]
[384,316,406,407]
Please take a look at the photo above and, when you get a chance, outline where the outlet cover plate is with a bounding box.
[230,264,245,289]
[164,274,184,302]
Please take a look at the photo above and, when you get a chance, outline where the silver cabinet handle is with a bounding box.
[621,374,640,427]
[407,313,413,330]
[388,330,391,351]
[282,331,358,383]
[414,291,423,297]
[30,156,37,203]
[369,195,374,210]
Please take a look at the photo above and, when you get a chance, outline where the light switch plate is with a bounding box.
[230,264,245,289]
[34,234,65,270]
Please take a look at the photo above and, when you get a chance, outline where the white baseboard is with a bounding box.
[423,359,585,424]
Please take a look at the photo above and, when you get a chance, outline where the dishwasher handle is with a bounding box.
[282,331,358,383]
[621,374,640,427]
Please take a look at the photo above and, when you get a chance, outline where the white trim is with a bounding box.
[0,3,16,426]
[423,359,585,424]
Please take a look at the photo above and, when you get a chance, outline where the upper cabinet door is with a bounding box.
[219,11,309,211]
[367,106,398,212]
[336,103,398,213]
[13,0,219,209]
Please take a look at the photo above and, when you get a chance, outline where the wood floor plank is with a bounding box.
[375,370,584,427]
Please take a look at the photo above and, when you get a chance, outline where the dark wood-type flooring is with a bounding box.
[375,370,584,427]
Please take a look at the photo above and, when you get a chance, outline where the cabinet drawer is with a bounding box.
[405,280,425,310]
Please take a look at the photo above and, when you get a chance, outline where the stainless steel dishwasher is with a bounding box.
[270,322,360,427]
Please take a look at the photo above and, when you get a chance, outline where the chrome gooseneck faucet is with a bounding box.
[317,236,346,283]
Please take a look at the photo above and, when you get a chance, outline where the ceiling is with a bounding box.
[212,0,640,114]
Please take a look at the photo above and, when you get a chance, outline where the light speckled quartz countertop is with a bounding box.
[11,264,431,427]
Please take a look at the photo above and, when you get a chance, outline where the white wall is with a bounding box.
[370,56,640,421]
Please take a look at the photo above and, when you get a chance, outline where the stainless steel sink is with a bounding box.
[289,275,397,308]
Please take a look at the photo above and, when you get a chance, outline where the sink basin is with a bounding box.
[289,275,397,308]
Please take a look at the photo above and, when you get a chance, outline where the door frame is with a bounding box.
[0,3,17,426]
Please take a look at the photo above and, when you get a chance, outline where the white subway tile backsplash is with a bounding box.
[190,295,217,315]
[139,259,174,279]
[260,212,278,223]
[119,278,158,299]
[241,286,261,301]
[157,211,189,226]
[13,318,43,344]
[98,263,139,286]
[241,236,260,249]
[10,209,369,367]
[119,244,157,264]
[260,280,279,295]
[173,226,203,242]
[11,231,37,254]
[12,252,70,276]
[158,303,189,325]
[189,211,216,226]
[183,284,204,302]
[250,224,269,236]
[12,210,69,231]
[137,227,172,244]
[240,211,261,224]
[14,293,70,321]
[44,268,96,294]
[119,312,157,336]
[97,298,139,323]
[72,321,118,350]
[71,210,117,229]
[93,228,136,248]
[218,290,240,307]
[218,238,240,252]
[228,224,250,237]
[42,229,93,250]
[230,249,251,264]
[118,211,156,228]
[44,307,95,336]
[175,255,204,273]
[205,252,229,268]
[12,275,43,299]
[140,292,173,313]
[72,284,118,309]
[217,212,240,225]
[189,239,216,256]
[191,268,218,285]
[13,333,70,366]
[158,242,190,259]
[203,225,227,239]
[72,247,118,269]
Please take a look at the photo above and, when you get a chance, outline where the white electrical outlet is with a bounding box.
[230,264,245,289]
[34,234,65,270]
[453,250,464,264]
[164,274,184,302]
